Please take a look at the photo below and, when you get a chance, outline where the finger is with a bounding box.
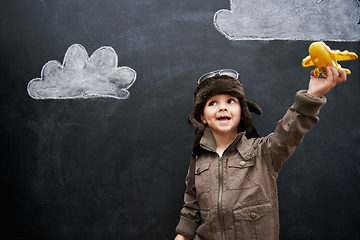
[329,66,340,79]
[331,67,340,79]
[326,66,339,88]
[325,66,333,80]
[337,68,347,83]
[324,66,334,87]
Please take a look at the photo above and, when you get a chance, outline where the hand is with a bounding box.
[174,234,190,240]
[308,66,347,98]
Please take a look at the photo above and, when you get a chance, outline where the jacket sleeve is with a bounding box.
[268,90,327,172]
[175,169,201,239]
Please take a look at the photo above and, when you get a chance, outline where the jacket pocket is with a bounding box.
[233,202,274,240]
[228,151,258,190]
[194,161,211,193]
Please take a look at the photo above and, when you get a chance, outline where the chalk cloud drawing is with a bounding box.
[214,0,360,41]
[27,44,137,99]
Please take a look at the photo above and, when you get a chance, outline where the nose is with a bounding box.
[219,103,228,112]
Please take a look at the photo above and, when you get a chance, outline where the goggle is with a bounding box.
[197,69,239,84]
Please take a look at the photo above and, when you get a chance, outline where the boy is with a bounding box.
[175,67,346,240]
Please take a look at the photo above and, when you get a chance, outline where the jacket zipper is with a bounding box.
[218,156,226,240]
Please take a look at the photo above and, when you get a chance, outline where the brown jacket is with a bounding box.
[176,90,327,240]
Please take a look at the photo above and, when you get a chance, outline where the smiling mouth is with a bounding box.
[217,116,231,121]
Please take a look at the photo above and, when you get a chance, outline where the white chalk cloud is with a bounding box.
[214,0,360,41]
[27,44,137,99]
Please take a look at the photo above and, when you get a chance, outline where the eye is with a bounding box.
[227,98,236,104]
[208,101,217,106]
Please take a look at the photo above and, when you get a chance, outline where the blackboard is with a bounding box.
[1,0,359,239]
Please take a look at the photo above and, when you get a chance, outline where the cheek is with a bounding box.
[202,108,212,121]
[234,106,242,121]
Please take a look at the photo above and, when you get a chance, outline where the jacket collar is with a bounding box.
[199,128,217,152]
[199,127,246,155]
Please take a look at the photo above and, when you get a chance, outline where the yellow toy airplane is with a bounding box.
[302,41,358,78]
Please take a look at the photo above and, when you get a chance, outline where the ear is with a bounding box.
[201,114,207,124]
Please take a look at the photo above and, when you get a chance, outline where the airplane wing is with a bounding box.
[332,50,358,62]
[302,55,315,67]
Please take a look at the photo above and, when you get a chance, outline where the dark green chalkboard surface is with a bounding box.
[1,0,359,239]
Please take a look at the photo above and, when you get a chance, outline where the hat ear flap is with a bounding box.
[246,100,263,115]
[188,113,207,155]
[188,113,203,130]
[239,97,260,138]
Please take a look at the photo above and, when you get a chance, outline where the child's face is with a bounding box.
[201,94,241,137]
